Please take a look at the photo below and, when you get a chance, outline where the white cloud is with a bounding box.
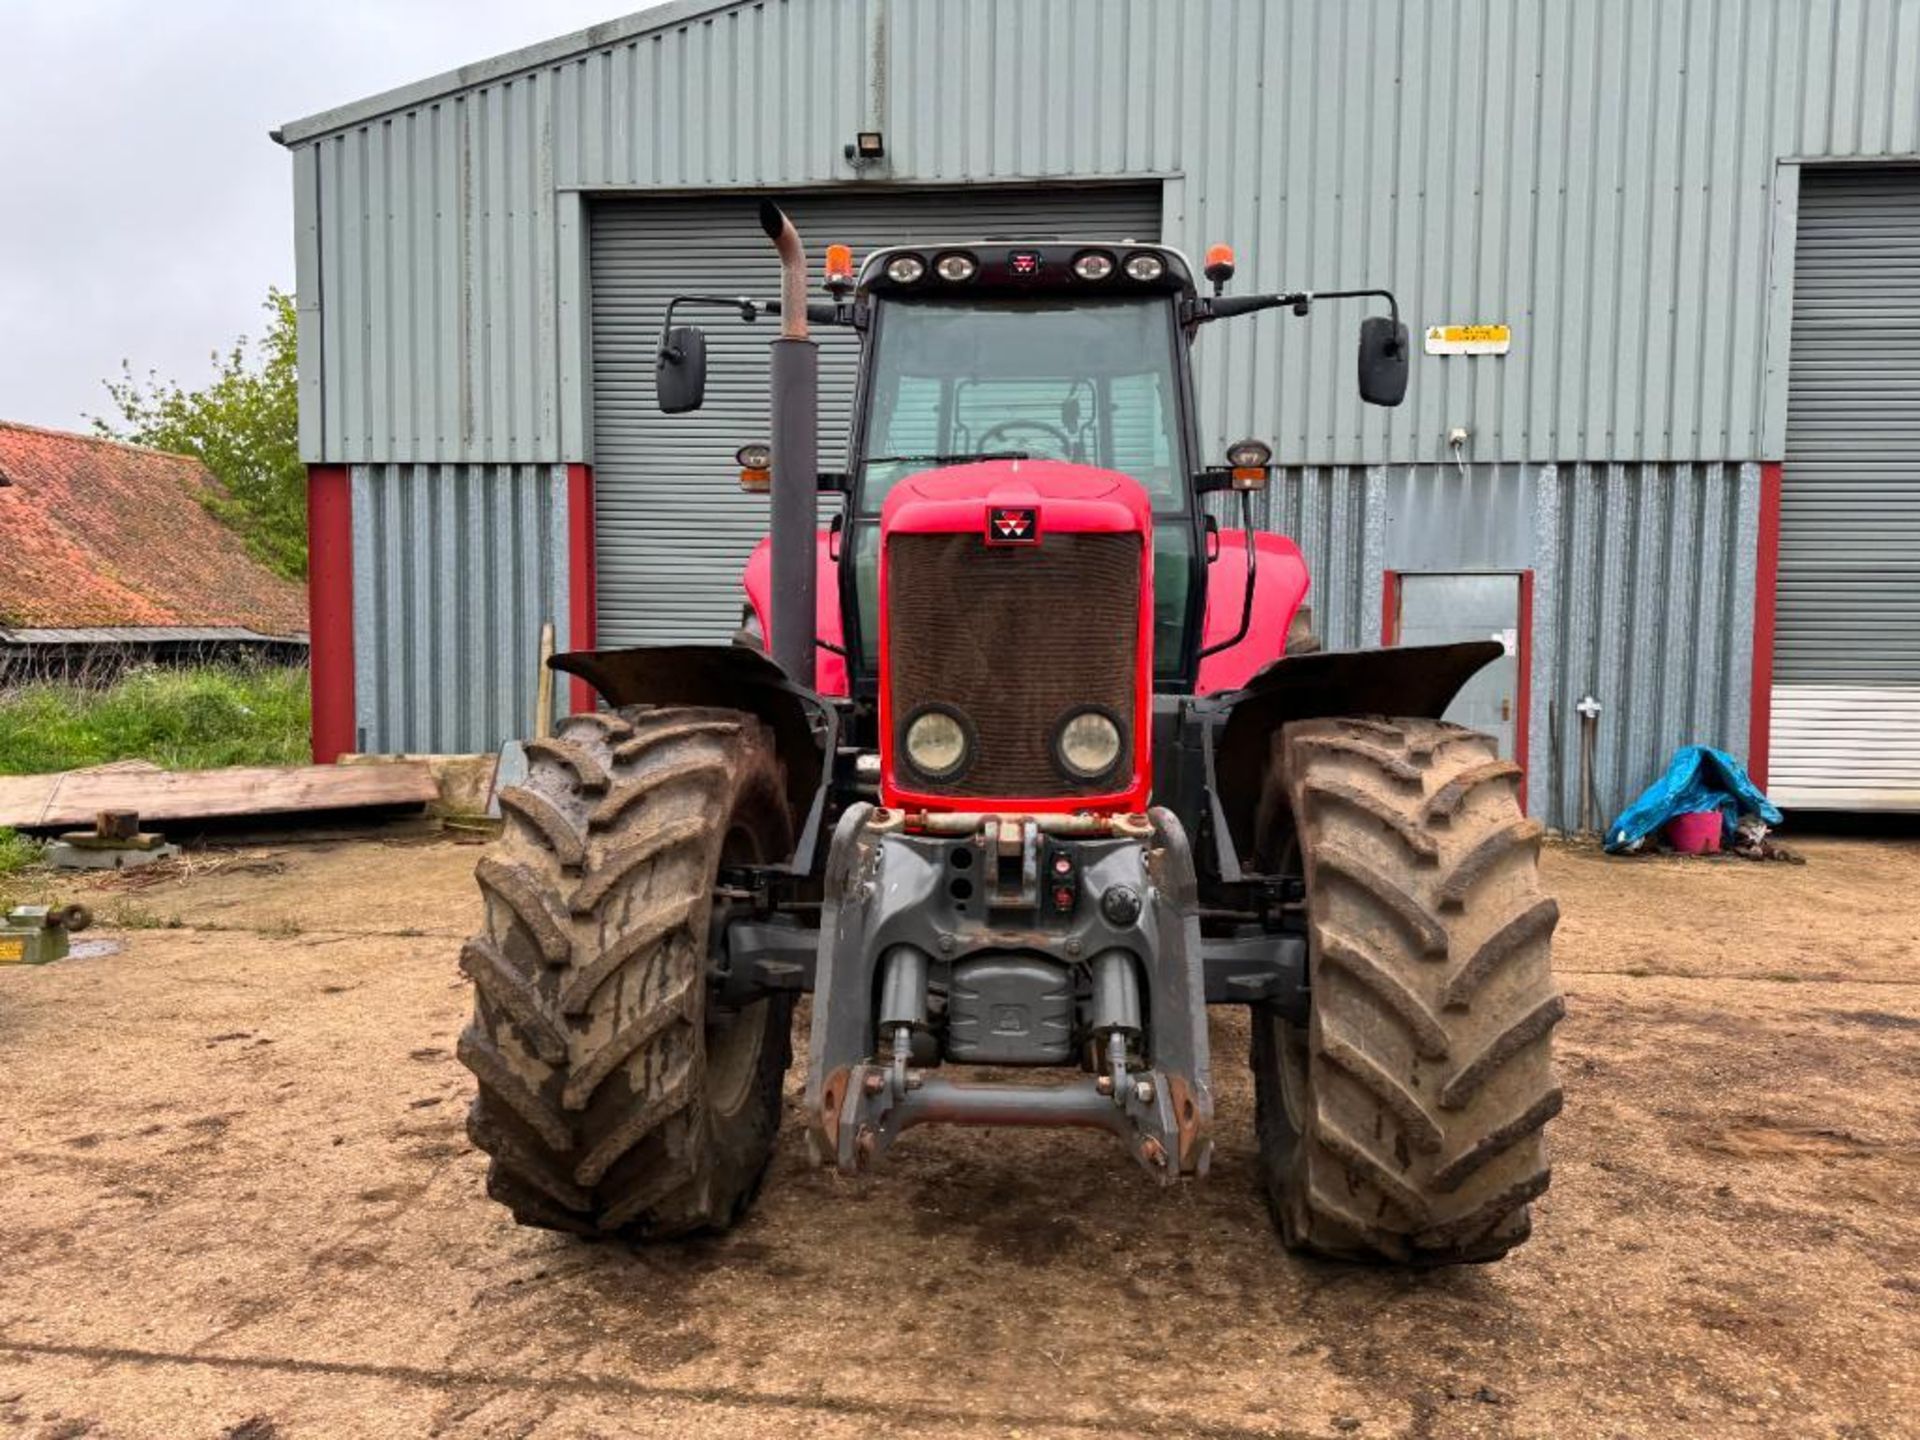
[0,0,648,431]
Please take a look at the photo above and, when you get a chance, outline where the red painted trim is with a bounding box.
[1380,569,1400,645]
[1515,568,1534,815]
[566,463,597,714]
[1748,461,1782,788]
[306,465,355,763]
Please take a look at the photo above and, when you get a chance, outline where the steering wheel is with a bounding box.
[975,418,1076,458]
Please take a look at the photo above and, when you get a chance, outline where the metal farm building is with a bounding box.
[278,0,1920,825]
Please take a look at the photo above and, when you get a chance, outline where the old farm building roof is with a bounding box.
[0,422,306,643]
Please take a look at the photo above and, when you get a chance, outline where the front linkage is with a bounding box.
[802,803,1216,1179]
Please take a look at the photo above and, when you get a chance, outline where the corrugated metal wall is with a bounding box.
[289,0,1920,469]
[1218,461,1760,828]
[350,463,570,754]
[1536,462,1761,831]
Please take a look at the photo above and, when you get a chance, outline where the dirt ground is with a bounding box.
[1,830,1916,1439]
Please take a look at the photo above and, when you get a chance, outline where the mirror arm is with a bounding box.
[1186,292,1304,324]
[654,292,861,366]
[1308,288,1402,335]
[1189,286,1401,334]
[765,299,858,327]
[656,294,766,362]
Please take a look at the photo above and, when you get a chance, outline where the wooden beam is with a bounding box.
[0,764,437,831]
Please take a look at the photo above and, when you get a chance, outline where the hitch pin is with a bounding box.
[891,1024,912,1095]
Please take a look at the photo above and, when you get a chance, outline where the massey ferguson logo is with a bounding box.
[987,506,1039,545]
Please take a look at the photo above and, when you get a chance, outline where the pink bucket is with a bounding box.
[1665,810,1723,855]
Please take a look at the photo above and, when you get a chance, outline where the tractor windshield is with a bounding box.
[856,297,1188,510]
[847,294,1200,684]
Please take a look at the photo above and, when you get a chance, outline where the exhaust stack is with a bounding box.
[759,200,818,688]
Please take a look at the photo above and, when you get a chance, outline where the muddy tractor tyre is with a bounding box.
[458,706,794,1239]
[1251,716,1564,1265]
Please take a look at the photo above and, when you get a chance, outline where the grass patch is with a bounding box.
[93,900,183,931]
[0,665,309,775]
[0,828,42,876]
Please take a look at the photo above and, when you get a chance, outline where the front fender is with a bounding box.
[550,643,836,873]
[1211,641,1503,860]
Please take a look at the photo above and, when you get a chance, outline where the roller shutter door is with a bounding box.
[1773,166,1920,810]
[588,186,1162,647]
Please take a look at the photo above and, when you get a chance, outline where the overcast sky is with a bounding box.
[0,0,651,434]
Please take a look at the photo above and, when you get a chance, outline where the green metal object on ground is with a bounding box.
[0,904,92,965]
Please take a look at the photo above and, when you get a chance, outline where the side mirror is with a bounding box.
[1358,315,1410,407]
[656,326,708,413]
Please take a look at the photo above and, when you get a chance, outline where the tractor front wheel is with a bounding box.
[458,705,794,1239]
[1252,716,1564,1264]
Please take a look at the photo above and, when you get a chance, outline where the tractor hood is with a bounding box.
[875,458,1157,814]
[878,459,1153,543]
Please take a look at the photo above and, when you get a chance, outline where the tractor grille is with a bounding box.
[886,530,1141,798]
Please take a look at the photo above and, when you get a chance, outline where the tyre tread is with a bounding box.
[457,705,793,1239]
[1252,715,1564,1266]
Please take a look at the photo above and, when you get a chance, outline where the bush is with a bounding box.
[0,828,41,877]
[0,665,310,775]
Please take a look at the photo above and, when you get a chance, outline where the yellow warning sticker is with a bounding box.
[0,936,25,964]
[1424,323,1512,355]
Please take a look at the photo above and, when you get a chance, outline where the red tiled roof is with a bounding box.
[0,422,307,637]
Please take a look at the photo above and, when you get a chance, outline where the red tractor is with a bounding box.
[458,203,1562,1265]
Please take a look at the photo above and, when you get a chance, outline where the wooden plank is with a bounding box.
[0,775,62,829]
[0,764,438,830]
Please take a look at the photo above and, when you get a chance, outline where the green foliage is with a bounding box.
[92,290,306,580]
[0,828,42,877]
[0,666,310,775]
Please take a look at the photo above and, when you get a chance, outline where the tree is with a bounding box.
[93,289,306,580]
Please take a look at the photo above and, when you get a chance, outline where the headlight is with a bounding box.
[1225,439,1272,468]
[1123,251,1166,283]
[933,251,977,282]
[734,442,772,469]
[1056,709,1123,780]
[903,707,969,780]
[1072,250,1115,281]
[885,253,927,284]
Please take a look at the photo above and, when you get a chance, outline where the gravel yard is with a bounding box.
[1,832,1916,1438]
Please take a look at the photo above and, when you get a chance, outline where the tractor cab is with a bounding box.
[844,243,1212,695]
[723,238,1402,706]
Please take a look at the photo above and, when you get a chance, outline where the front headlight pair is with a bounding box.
[901,707,1123,784]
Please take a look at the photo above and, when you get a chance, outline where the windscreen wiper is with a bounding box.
[863,450,1030,466]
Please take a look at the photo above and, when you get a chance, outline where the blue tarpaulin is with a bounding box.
[1605,746,1782,853]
